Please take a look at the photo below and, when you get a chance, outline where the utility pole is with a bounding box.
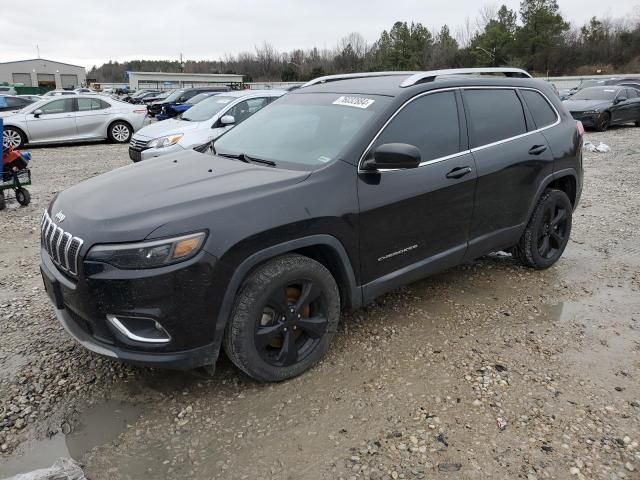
[36,45,40,59]
[179,53,184,73]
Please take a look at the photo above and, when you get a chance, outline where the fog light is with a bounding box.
[106,314,171,344]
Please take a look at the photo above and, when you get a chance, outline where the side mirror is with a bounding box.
[33,109,43,118]
[615,97,627,104]
[361,143,421,171]
[220,115,235,126]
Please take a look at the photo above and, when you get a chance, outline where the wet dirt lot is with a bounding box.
[1,129,639,480]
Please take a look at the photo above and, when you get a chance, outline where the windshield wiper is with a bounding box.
[217,152,276,167]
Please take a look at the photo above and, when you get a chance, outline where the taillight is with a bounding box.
[576,120,584,136]
[133,108,147,115]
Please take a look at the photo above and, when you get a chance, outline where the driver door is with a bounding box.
[26,98,77,143]
[357,90,476,299]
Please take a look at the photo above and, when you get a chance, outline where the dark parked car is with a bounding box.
[40,68,583,382]
[0,95,35,115]
[125,90,161,104]
[148,86,230,119]
[563,86,640,131]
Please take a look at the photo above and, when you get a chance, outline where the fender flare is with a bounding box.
[209,234,361,358]
[525,168,578,222]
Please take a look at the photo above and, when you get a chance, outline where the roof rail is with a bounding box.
[399,67,532,88]
[302,71,416,88]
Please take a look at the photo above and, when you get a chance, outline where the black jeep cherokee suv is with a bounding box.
[40,68,583,382]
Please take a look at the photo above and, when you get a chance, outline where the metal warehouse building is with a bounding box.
[0,58,87,89]
[127,71,244,90]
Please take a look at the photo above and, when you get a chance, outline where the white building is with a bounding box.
[0,58,86,89]
[127,71,244,90]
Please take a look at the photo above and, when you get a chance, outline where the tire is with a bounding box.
[223,254,340,382]
[0,193,5,211]
[15,188,30,206]
[513,189,572,270]
[3,127,26,149]
[635,121,640,127]
[108,121,132,143]
[596,112,611,132]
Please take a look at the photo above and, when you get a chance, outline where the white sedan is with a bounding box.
[2,95,148,149]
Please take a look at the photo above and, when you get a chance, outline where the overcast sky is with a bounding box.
[2,0,639,69]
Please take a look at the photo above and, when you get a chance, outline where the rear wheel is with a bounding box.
[513,189,572,270]
[3,127,25,149]
[223,254,340,382]
[15,188,30,206]
[0,192,5,211]
[108,121,132,143]
[596,112,611,132]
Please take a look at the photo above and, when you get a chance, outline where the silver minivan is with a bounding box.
[128,89,285,162]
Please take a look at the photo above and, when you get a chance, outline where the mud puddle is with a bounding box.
[0,400,142,478]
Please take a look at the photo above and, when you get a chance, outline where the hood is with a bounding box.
[134,118,207,140]
[0,110,21,118]
[50,150,310,246]
[563,99,611,111]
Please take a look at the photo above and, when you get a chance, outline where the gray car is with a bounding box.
[2,95,148,149]
[129,89,285,162]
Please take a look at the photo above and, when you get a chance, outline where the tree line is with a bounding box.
[89,0,640,83]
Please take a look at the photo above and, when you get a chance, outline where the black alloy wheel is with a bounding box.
[596,112,611,132]
[536,201,569,260]
[513,189,573,269]
[256,281,328,367]
[223,254,340,382]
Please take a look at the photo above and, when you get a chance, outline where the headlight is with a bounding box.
[147,133,183,149]
[86,232,206,269]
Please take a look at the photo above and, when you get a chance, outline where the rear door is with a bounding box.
[75,98,112,138]
[463,87,556,259]
[25,98,77,143]
[623,88,640,123]
[357,90,477,293]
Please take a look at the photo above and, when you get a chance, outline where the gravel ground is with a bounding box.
[1,129,639,479]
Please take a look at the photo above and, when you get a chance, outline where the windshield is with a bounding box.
[182,95,235,121]
[213,92,389,169]
[162,89,185,102]
[571,87,619,101]
[186,92,217,105]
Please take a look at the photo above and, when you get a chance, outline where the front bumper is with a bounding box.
[41,247,223,369]
[570,112,599,128]
[128,142,184,162]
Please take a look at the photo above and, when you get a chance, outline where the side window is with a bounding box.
[464,89,527,148]
[99,99,111,109]
[372,91,461,162]
[179,91,198,102]
[521,90,558,129]
[625,88,638,99]
[40,98,74,114]
[77,98,106,111]
[229,98,269,125]
[5,97,23,108]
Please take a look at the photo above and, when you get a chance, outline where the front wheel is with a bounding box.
[3,127,26,149]
[596,112,611,132]
[223,254,340,382]
[108,121,132,143]
[513,189,572,270]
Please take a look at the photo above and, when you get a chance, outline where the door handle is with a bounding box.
[445,166,472,179]
[528,144,548,155]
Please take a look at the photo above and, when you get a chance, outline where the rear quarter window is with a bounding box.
[521,90,558,129]
[463,89,527,148]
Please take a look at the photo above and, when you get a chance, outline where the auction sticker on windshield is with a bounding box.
[333,96,375,109]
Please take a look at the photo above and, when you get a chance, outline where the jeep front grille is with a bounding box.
[41,211,84,276]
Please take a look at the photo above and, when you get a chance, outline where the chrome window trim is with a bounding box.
[357,85,560,173]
